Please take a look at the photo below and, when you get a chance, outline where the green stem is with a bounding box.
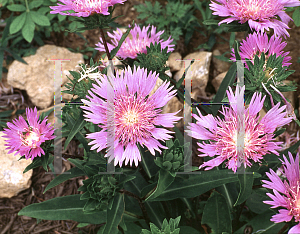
[24,0,30,12]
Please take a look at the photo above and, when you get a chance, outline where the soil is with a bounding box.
[1,0,300,233]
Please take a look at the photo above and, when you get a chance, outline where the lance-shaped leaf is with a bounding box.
[18,194,106,224]
[44,167,86,193]
[23,155,54,174]
[234,172,254,206]
[145,169,175,201]
[103,193,125,234]
[234,209,285,234]
[64,110,86,150]
[150,170,239,201]
[202,191,232,234]
[211,63,237,116]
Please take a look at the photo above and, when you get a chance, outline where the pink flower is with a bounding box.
[81,66,181,167]
[187,85,292,172]
[231,32,291,67]
[50,0,126,17]
[95,24,175,59]
[262,152,300,233]
[210,0,300,37]
[2,107,56,160]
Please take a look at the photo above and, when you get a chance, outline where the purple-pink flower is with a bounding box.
[231,32,292,67]
[95,24,175,59]
[262,152,300,233]
[50,0,126,17]
[210,0,300,37]
[187,85,292,172]
[81,66,181,167]
[2,107,56,160]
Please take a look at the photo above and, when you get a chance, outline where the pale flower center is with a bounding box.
[23,131,40,148]
[122,110,139,125]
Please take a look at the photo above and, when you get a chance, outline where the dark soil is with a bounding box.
[1,0,300,233]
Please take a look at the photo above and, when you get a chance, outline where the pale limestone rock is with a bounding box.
[167,52,182,72]
[212,49,231,77]
[212,71,227,92]
[7,45,84,109]
[162,96,184,129]
[149,69,172,96]
[174,51,212,100]
[0,131,33,198]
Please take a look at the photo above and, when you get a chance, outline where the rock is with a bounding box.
[212,71,227,92]
[212,49,231,77]
[0,131,33,198]
[162,96,184,129]
[7,45,84,109]
[167,52,182,72]
[174,51,212,100]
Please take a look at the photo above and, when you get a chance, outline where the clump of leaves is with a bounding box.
[135,0,199,45]
[141,216,181,234]
[155,139,189,176]
[243,52,296,110]
[63,59,101,101]
[78,170,118,213]
[134,42,171,78]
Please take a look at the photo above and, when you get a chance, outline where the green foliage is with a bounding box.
[141,216,181,234]
[134,42,171,75]
[292,6,300,27]
[243,52,296,110]
[63,60,101,100]
[0,0,85,80]
[78,171,118,213]
[135,0,199,45]
[154,139,187,176]
[202,191,232,234]
[18,194,108,224]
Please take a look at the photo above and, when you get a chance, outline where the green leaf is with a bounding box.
[44,167,85,193]
[245,188,270,214]
[293,7,300,27]
[18,194,107,224]
[22,12,35,43]
[30,11,50,26]
[234,210,285,234]
[10,13,26,34]
[3,47,28,64]
[234,173,254,206]
[7,4,26,11]
[138,145,160,179]
[68,158,86,172]
[151,170,239,201]
[29,0,43,9]
[146,169,175,201]
[211,63,237,116]
[41,152,50,171]
[64,111,86,150]
[125,222,143,233]
[23,155,54,173]
[110,23,133,58]
[58,14,67,22]
[103,193,125,234]
[274,128,286,138]
[202,191,232,234]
